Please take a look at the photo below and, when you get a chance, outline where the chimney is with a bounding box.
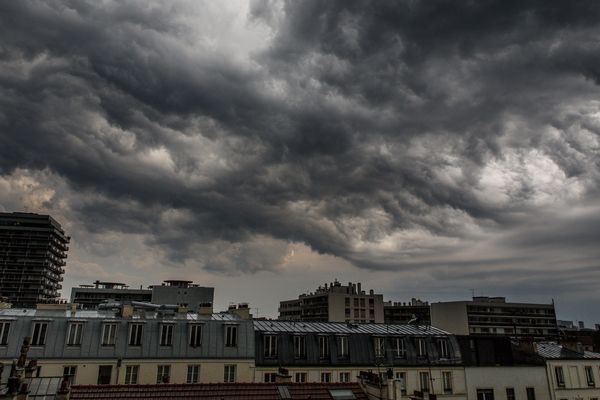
[120,304,134,318]
[357,283,361,294]
[275,368,292,383]
[198,302,213,316]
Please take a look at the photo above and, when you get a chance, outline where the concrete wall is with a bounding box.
[465,366,550,400]
[431,302,469,335]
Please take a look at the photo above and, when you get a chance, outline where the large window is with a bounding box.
[374,337,385,358]
[159,324,173,346]
[0,322,10,345]
[125,365,139,385]
[416,338,427,358]
[187,365,200,384]
[477,389,495,400]
[586,366,595,386]
[337,336,348,359]
[439,339,449,359]
[225,326,238,347]
[101,323,117,346]
[321,372,331,383]
[97,365,112,385]
[339,372,350,382]
[295,372,307,383]
[264,372,277,383]
[31,322,48,346]
[555,366,565,387]
[442,371,453,394]
[189,324,202,347]
[294,335,306,358]
[129,324,143,346]
[66,323,83,346]
[224,365,236,383]
[264,335,278,358]
[419,372,430,392]
[394,338,406,358]
[156,365,171,383]
[319,336,330,359]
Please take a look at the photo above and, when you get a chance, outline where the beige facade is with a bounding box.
[465,366,551,400]
[21,359,255,385]
[545,359,600,400]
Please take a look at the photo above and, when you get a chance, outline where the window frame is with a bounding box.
[0,321,10,345]
[321,371,331,383]
[442,371,453,393]
[31,322,48,346]
[101,323,117,346]
[374,336,385,358]
[585,366,595,386]
[187,364,200,384]
[318,335,330,359]
[555,366,565,387]
[156,364,171,384]
[125,365,139,385]
[337,335,348,359]
[189,324,203,347]
[439,339,449,359]
[264,334,278,358]
[295,372,307,383]
[128,323,143,347]
[159,324,174,347]
[224,364,236,383]
[419,371,430,392]
[394,337,406,358]
[66,322,83,346]
[225,325,238,347]
[416,338,427,358]
[63,365,77,384]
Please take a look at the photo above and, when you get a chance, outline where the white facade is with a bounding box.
[545,359,600,400]
[465,366,550,400]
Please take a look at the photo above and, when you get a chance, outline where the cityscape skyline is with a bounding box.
[1,0,600,326]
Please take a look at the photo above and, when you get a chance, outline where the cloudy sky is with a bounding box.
[1,0,599,323]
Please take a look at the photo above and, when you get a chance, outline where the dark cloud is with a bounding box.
[1,0,600,320]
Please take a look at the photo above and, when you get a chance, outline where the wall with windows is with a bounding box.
[465,366,550,400]
[545,359,600,400]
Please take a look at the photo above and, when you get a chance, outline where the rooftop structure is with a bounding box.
[0,212,70,307]
[70,280,152,310]
[384,298,431,325]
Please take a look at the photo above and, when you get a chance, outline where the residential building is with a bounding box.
[0,212,70,307]
[384,298,431,325]
[70,281,152,309]
[458,336,550,400]
[278,280,384,323]
[0,303,255,385]
[150,280,214,311]
[253,319,467,398]
[430,296,559,340]
[536,342,600,400]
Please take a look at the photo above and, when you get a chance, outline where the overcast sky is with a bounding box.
[1,1,599,324]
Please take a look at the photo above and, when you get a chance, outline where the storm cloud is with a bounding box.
[0,1,599,321]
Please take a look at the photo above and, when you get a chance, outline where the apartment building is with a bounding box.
[278,281,384,323]
[430,296,559,340]
[537,342,600,400]
[0,303,255,385]
[0,212,70,307]
[384,298,431,325]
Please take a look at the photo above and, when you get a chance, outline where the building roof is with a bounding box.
[254,320,449,336]
[536,342,600,359]
[0,308,240,321]
[69,383,368,400]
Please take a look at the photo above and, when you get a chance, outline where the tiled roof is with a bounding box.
[254,320,449,336]
[69,383,368,400]
[536,342,600,359]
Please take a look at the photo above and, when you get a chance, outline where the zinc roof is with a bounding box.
[253,320,449,336]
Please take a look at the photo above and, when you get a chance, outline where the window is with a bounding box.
[66,323,83,346]
[337,336,348,358]
[225,325,238,347]
[506,388,515,400]
[419,372,430,392]
[417,338,427,358]
[439,339,449,359]
[187,365,200,384]
[129,324,143,346]
[125,365,139,384]
[160,324,173,346]
[526,387,536,400]
[339,372,350,382]
[374,337,385,358]
[97,365,112,385]
[264,372,277,383]
[295,372,307,383]
[555,366,565,387]
[396,372,407,395]
[442,371,452,393]
[586,366,595,386]
[63,366,77,384]
[31,322,48,346]
[189,324,202,347]
[0,322,10,345]
[394,338,406,358]
[224,365,236,383]
[319,336,330,359]
[294,335,306,358]
[156,365,171,383]
[101,323,117,346]
[321,372,331,383]
[477,389,495,400]
[264,335,278,358]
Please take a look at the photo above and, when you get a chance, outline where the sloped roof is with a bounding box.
[69,383,368,400]
[536,342,600,359]
[254,320,449,336]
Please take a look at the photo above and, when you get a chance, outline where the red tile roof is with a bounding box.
[70,382,368,400]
